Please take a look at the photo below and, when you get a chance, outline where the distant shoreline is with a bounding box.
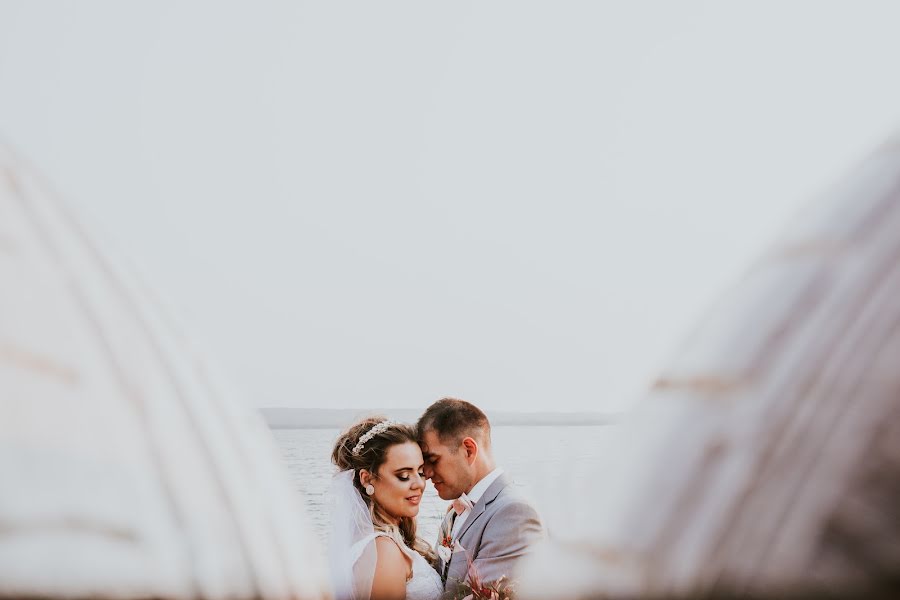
[260,407,618,429]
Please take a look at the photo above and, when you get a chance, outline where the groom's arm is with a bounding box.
[471,500,544,584]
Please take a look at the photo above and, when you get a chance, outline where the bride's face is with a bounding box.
[364,441,426,522]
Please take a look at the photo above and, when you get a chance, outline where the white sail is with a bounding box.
[0,145,330,600]
[519,137,900,598]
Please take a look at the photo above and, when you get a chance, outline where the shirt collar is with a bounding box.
[465,467,504,504]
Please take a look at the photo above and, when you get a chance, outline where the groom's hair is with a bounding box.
[417,397,491,451]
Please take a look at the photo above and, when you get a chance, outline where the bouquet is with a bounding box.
[443,556,516,600]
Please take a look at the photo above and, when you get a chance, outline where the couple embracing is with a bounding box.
[328,398,544,600]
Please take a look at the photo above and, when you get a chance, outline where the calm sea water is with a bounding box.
[271,425,612,544]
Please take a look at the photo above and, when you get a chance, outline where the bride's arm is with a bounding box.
[370,537,412,600]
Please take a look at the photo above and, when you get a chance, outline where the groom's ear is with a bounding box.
[461,437,478,464]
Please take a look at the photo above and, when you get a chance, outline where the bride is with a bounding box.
[329,417,443,600]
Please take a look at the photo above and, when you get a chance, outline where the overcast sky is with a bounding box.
[2,2,900,413]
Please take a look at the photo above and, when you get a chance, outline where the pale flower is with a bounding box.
[438,545,451,562]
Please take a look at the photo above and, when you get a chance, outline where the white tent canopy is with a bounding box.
[0,145,329,599]
[520,138,900,598]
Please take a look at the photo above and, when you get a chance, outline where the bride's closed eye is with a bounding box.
[397,471,425,481]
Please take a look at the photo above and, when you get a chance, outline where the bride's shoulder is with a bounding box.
[371,535,413,596]
[374,534,406,554]
[374,535,413,564]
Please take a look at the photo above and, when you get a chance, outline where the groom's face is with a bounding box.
[420,429,473,500]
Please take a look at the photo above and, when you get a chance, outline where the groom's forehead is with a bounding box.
[420,430,446,454]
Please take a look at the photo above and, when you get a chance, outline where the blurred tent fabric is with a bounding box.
[519,137,900,598]
[0,145,330,599]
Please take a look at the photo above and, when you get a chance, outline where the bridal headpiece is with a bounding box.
[352,420,400,455]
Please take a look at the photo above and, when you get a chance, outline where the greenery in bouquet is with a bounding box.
[443,560,516,600]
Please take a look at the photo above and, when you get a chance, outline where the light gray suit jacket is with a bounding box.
[435,474,544,591]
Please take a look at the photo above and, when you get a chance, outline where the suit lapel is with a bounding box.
[455,474,509,545]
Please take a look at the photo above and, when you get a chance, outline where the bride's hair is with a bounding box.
[332,416,436,564]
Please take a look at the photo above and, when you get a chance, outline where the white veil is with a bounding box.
[327,469,378,600]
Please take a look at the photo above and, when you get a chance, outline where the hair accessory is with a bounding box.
[352,420,399,455]
[365,484,375,496]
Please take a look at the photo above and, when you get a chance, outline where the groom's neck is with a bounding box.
[468,457,496,492]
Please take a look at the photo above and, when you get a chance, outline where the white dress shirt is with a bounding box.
[451,467,504,538]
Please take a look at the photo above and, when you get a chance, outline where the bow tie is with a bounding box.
[452,493,474,515]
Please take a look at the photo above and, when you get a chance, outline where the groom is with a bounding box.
[417,398,544,591]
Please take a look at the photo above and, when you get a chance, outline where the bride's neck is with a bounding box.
[374,505,401,527]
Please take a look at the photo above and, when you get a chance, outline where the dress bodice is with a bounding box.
[404,545,443,600]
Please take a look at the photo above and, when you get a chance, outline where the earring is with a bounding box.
[365,484,375,496]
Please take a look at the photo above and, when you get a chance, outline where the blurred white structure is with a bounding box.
[0,145,330,599]
[519,137,900,598]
